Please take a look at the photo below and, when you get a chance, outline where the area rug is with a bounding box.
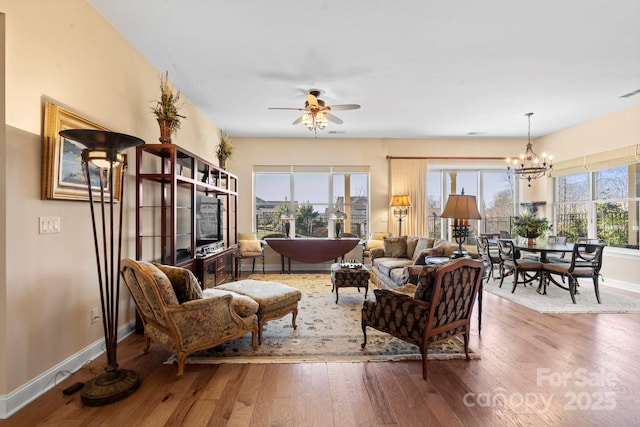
[483,277,640,313]
[168,273,479,365]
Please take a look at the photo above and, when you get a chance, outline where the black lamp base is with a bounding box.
[81,368,140,406]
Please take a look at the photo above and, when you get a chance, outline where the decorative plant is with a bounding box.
[151,71,186,135]
[216,130,233,160]
[513,211,550,238]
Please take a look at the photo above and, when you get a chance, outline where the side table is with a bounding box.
[330,263,370,303]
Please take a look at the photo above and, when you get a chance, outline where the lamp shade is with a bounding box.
[389,195,412,207]
[441,194,482,220]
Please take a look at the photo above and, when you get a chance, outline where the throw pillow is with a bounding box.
[239,240,262,256]
[202,288,259,317]
[365,239,384,251]
[238,232,258,241]
[412,238,434,261]
[413,247,444,265]
[137,261,179,306]
[383,236,408,258]
[406,236,419,259]
[154,263,203,303]
[371,231,391,240]
[414,264,440,302]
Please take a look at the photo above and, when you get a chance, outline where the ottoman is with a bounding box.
[216,279,302,344]
[330,263,370,303]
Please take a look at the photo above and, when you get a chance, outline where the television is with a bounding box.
[195,194,223,248]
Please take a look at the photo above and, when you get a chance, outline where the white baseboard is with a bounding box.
[0,320,135,419]
[601,278,640,294]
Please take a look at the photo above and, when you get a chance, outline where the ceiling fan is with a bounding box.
[268,89,360,132]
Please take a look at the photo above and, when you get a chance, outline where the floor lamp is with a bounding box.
[441,191,482,258]
[389,195,412,236]
[59,129,144,406]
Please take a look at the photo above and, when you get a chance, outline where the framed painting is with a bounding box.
[42,102,123,201]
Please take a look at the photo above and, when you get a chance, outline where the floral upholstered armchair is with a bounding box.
[120,259,259,376]
[361,258,484,380]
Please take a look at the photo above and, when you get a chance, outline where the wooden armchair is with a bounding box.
[543,242,606,303]
[361,258,484,380]
[120,259,258,376]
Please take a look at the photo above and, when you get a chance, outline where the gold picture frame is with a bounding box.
[42,102,123,201]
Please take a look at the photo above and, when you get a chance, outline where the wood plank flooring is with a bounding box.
[2,282,640,426]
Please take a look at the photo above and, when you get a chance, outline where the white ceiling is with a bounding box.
[88,0,640,139]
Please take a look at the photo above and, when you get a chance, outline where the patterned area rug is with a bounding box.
[170,273,479,365]
[484,277,640,313]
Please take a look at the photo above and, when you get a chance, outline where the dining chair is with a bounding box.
[238,232,265,274]
[544,235,569,263]
[477,235,500,281]
[543,242,606,303]
[497,239,544,293]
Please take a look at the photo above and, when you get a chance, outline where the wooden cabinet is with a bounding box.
[135,144,238,281]
[195,246,238,288]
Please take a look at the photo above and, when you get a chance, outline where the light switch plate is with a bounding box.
[39,216,61,234]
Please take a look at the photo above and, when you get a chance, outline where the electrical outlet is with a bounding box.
[91,307,100,324]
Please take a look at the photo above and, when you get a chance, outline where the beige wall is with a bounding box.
[1,0,220,394]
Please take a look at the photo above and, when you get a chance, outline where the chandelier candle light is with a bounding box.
[389,195,412,236]
[59,129,145,406]
[507,112,553,187]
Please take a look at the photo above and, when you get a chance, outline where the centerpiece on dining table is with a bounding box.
[513,211,550,246]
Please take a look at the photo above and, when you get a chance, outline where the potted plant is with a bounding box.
[216,130,233,169]
[513,211,550,245]
[151,71,186,143]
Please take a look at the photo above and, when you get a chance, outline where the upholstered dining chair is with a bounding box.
[361,258,484,380]
[238,232,265,274]
[496,239,544,293]
[543,242,606,303]
[120,259,259,376]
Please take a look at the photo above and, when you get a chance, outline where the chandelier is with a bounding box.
[301,111,328,132]
[507,112,552,187]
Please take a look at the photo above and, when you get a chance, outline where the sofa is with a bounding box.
[369,235,462,290]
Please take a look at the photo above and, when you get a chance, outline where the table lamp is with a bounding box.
[58,129,144,406]
[329,209,348,238]
[441,190,482,258]
[280,210,295,238]
[389,195,412,236]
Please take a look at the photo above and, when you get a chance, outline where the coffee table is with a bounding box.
[330,263,370,303]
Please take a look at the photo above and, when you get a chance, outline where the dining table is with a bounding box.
[264,237,362,273]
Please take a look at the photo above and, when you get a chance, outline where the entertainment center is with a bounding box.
[135,143,239,287]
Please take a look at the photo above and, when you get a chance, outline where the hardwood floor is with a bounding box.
[2,282,640,426]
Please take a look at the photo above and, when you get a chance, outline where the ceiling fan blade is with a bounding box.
[269,107,307,111]
[327,104,361,111]
[326,113,343,124]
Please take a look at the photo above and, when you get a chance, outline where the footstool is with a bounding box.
[330,263,370,303]
[216,279,302,344]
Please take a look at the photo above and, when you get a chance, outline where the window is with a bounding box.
[553,164,640,248]
[254,167,369,238]
[427,168,516,240]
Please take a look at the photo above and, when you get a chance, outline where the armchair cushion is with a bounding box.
[239,240,263,257]
[383,236,408,258]
[371,231,391,240]
[413,247,444,265]
[154,263,203,303]
[202,288,259,317]
[138,261,179,306]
